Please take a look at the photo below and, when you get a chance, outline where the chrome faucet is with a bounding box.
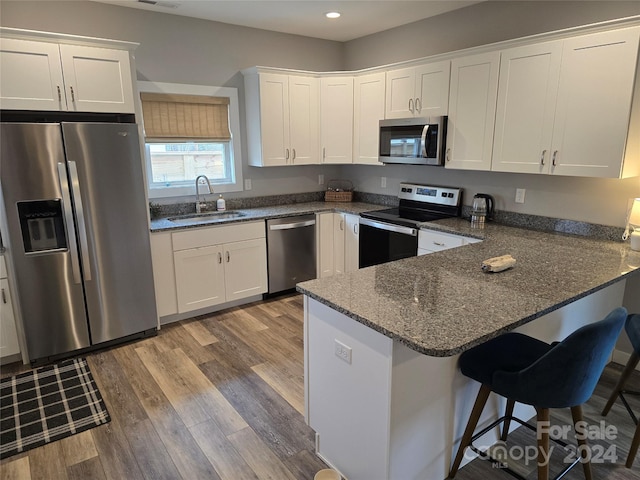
[195,175,213,213]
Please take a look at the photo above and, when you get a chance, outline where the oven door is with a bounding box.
[358,218,418,268]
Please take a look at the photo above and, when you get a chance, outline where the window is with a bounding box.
[138,82,243,198]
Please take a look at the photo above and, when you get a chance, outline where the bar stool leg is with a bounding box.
[571,405,593,480]
[602,352,639,416]
[627,421,640,468]
[448,384,492,479]
[536,407,550,480]
[501,398,515,441]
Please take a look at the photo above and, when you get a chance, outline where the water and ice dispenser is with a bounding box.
[17,200,67,253]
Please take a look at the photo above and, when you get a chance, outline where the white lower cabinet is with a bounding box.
[317,212,335,278]
[0,257,20,359]
[418,229,481,255]
[150,222,268,318]
[150,232,178,317]
[344,214,360,272]
[174,245,226,313]
[333,214,346,275]
[317,212,360,277]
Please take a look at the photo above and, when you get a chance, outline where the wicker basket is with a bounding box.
[325,180,353,202]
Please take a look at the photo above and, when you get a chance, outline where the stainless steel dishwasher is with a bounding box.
[266,214,316,294]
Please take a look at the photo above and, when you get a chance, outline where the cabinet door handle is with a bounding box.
[415,98,421,113]
[285,148,290,162]
[408,98,414,113]
[323,147,326,161]
[340,219,344,231]
[433,241,445,246]
[1,288,6,304]
[226,251,230,262]
[57,85,62,102]
[552,150,558,166]
[292,148,296,160]
[70,86,75,103]
[218,252,222,264]
[540,149,547,166]
[446,148,451,162]
[354,224,358,234]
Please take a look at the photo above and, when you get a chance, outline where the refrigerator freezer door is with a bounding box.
[61,123,157,344]
[0,123,90,360]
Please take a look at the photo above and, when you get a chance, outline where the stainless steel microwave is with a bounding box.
[379,116,447,165]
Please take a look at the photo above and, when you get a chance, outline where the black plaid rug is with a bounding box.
[0,357,110,459]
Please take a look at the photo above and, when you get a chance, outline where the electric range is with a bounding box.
[359,183,463,268]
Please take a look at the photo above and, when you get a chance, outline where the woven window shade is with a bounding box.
[140,93,231,142]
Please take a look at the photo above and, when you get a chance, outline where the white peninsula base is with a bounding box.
[303,281,626,480]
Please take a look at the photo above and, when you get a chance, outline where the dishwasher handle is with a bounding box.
[269,219,316,231]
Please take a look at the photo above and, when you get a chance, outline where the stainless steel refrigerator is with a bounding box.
[0,121,157,364]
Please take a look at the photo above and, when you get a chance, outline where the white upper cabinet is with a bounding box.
[550,27,640,178]
[385,61,450,119]
[492,27,640,178]
[321,76,354,164]
[288,75,320,165]
[58,44,134,114]
[353,72,385,165]
[445,52,500,171]
[492,41,562,174]
[244,71,319,166]
[0,38,134,113]
[0,38,65,111]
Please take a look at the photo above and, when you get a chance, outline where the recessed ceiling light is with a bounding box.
[325,11,341,19]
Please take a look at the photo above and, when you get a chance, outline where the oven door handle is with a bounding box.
[359,218,417,236]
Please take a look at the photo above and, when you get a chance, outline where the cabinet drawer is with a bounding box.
[418,230,465,252]
[172,221,265,251]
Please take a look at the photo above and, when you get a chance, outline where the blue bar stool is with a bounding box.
[448,307,627,480]
[601,313,640,468]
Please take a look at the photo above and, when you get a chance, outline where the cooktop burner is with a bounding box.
[360,183,463,227]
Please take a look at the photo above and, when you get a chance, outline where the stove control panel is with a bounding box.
[398,183,462,207]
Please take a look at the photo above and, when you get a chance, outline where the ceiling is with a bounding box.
[92,0,482,42]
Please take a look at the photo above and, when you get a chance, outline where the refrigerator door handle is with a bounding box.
[68,161,92,281]
[57,162,82,284]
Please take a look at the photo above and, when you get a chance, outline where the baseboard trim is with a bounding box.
[612,348,640,370]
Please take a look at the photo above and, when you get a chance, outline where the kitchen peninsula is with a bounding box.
[297,220,640,480]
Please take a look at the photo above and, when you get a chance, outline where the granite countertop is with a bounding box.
[297,219,640,357]
[149,201,381,232]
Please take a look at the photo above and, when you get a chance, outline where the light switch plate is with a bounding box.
[515,188,526,204]
[244,178,252,190]
[319,174,325,185]
[381,177,387,188]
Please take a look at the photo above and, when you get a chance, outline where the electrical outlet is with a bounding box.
[381,177,387,188]
[334,339,352,364]
[244,178,252,190]
[319,174,325,185]
[515,188,526,204]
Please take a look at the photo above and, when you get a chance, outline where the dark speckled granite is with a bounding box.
[460,206,624,242]
[297,219,640,358]
[150,201,382,232]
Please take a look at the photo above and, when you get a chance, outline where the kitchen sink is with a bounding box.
[167,211,246,225]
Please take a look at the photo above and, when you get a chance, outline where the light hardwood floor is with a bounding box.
[1,293,639,480]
